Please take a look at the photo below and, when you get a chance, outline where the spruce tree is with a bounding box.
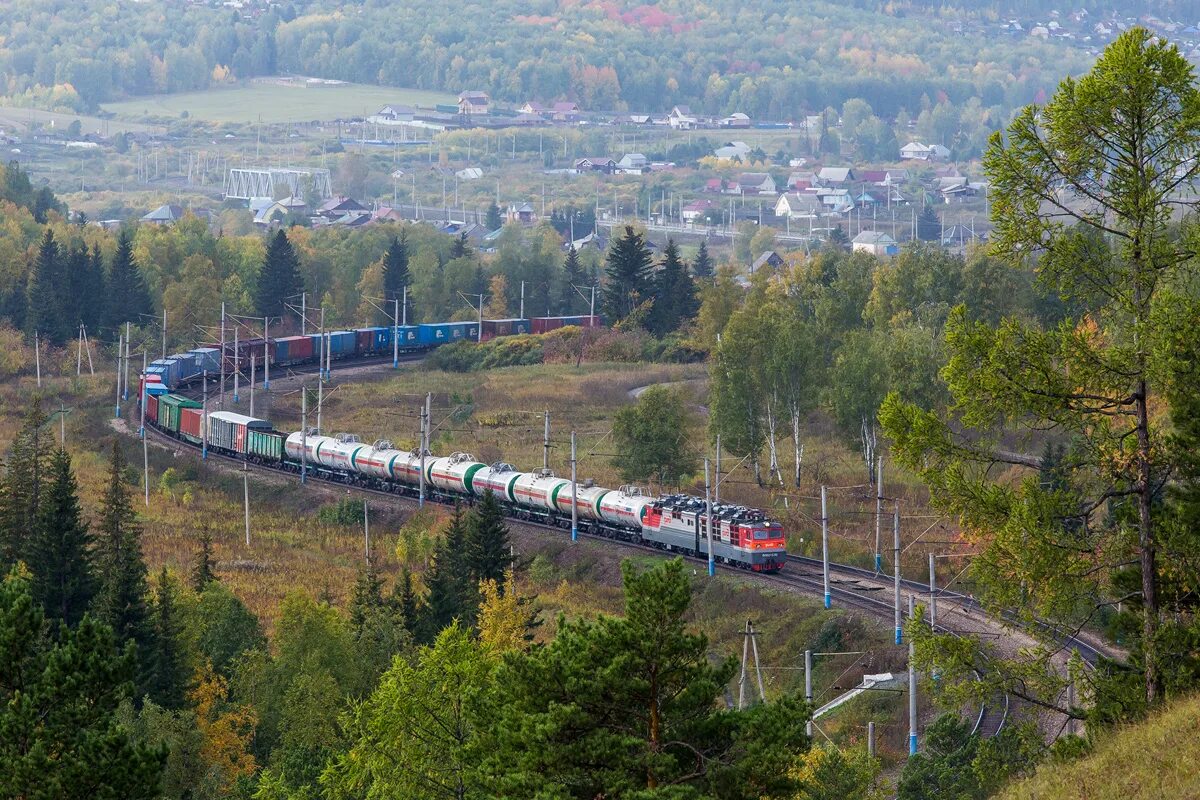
[190,527,217,591]
[29,448,96,627]
[648,239,698,337]
[450,232,471,260]
[393,567,419,634]
[562,245,583,313]
[485,202,503,231]
[350,560,386,638]
[83,244,108,332]
[465,489,511,588]
[147,567,188,709]
[255,229,305,319]
[601,225,653,323]
[0,401,51,568]
[917,204,941,241]
[27,228,68,344]
[418,505,475,642]
[95,441,154,683]
[382,233,410,301]
[105,229,152,332]
[692,240,714,280]
[63,244,89,340]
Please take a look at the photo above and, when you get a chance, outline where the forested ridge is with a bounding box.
[0,0,1091,119]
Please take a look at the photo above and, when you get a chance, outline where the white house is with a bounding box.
[458,91,490,115]
[851,231,899,256]
[455,166,484,181]
[720,112,752,128]
[682,199,719,225]
[668,106,697,130]
[900,142,932,160]
[713,141,752,161]
[817,167,855,185]
[736,172,777,195]
[617,153,649,173]
[774,192,823,219]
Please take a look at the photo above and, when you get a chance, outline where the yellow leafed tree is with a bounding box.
[191,661,258,794]
[478,569,527,654]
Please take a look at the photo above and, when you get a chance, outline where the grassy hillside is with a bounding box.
[999,697,1200,799]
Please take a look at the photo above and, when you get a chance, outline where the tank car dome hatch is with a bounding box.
[335,433,361,443]
[371,439,393,450]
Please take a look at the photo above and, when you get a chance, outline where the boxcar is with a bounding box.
[145,393,159,426]
[531,315,601,334]
[418,322,479,345]
[179,407,203,444]
[246,428,285,463]
[207,411,273,455]
[158,394,202,435]
[356,327,390,354]
[481,318,531,340]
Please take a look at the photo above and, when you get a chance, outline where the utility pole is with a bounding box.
[141,351,149,507]
[83,326,94,375]
[908,594,918,755]
[318,307,325,381]
[233,324,240,403]
[162,308,167,359]
[123,322,131,400]
[705,458,714,577]
[317,373,323,435]
[520,280,525,320]
[76,325,83,376]
[542,410,550,472]
[300,387,307,484]
[301,291,306,335]
[34,330,41,388]
[875,456,884,572]
[249,352,256,417]
[714,435,721,506]
[570,430,578,541]
[393,298,400,368]
[243,469,251,546]
[805,649,813,737]
[894,505,902,645]
[821,485,831,609]
[929,553,937,629]
[114,332,122,418]
[402,285,408,326]
[219,302,226,408]
[263,317,270,390]
[201,371,208,460]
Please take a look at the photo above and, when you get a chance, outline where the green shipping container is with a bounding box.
[247,429,284,462]
[158,394,201,434]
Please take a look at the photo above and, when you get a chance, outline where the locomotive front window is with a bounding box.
[753,529,772,540]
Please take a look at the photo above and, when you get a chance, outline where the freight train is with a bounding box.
[141,314,602,394]
[141,392,788,572]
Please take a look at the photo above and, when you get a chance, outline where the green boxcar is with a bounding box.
[158,394,201,434]
[247,429,284,463]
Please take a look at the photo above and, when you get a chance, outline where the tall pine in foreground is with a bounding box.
[382,233,410,301]
[0,569,164,798]
[562,245,583,313]
[95,441,154,686]
[146,567,188,710]
[106,229,152,332]
[601,225,653,323]
[28,229,69,344]
[29,448,96,627]
[418,506,475,642]
[465,489,510,588]
[256,229,304,320]
[0,401,51,569]
[648,239,698,336]
[692,240,714,280]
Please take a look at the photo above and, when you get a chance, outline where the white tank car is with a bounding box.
[598,486,656,529]
[511,470,571,511]
[307,433,370,472]
[285,432,337,465]
[553,482,610,522]
[354,440,411,481]
[471,462,523,502]
[428,452,487,495]
[390,450,431,486]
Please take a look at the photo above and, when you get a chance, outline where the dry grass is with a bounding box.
[998,695,1200,799]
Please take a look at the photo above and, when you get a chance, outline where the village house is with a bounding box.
[719,112,752,128]
[141,204,184,226]
[682,199,720,225]
[371,104,415,124]
[574,156,617,174]
[817,167,855,186]
[456,167,484,181]
[507,202,536,224]
[750,250,785,273]
[736,172,777,195]
[315,196,370,224]
[900,142,951,161]
[713,141,752,161]
[458,91,490,115]
[774,192,823,219]
[851,230,899,256]
[617,153,649,173]
[668,105,697,130]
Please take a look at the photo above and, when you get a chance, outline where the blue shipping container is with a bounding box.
[150,358,181,390]
[190,348,221,375]
[169,353,201,383]
[396,326,420,346]
[446,322,479,342]
[328,331,356,356]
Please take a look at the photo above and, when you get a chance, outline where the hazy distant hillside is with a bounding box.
[0,0,1098,118]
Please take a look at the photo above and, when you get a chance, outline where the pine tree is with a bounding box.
[648,239,698,337]
[95,441,154,679]
[602,225,653,323]
[0,401,51,568]
[105,229,152,332]
[29,448,96,627]
[485,202,503,232]
[350,560,385,637]
[27,228,68,344]
[147,567,188,709]
[464,489,511,587]
[190,526,217,591]
[692,240,714,280]
[382,233,410,302]
[418,505,475,642]
[449,232,471,260]
[917,203,941,241]
[393,567,419,634]
[255,229,304,319]
[562,245,583,313]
